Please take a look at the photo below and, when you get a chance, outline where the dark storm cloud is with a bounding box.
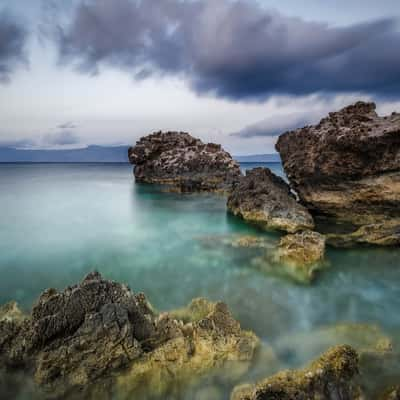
[53,0,400,99]
[0,11,27,83]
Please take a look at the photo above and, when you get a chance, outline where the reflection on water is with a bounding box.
[0,163,399,399]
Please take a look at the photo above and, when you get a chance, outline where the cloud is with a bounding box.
[0,138,36,148]
[43,130,80,145]
[0,10,28,83]
[50,0,400,100]
[232,113,310,138]
[0,123,81,148]
[231,93,376,138]
[57,121,77,129]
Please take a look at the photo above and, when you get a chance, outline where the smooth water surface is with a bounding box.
[0,163,399,398]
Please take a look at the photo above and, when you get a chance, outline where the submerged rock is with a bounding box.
[0,273,258,398]
[274,322,393,367]
[276,101,400,246]
[252,231,326,284]
[227,168,314,233]
[0,301,26,323]
[326,219,400,247]
[128,131,241,192]
[117,300,259,399]
[231,345,360,400]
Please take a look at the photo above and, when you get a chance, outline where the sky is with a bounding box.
[0,0,399,155]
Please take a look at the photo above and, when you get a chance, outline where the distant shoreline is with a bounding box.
[0,160,281,165]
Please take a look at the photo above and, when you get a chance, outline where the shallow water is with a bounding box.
[0,163,399,399]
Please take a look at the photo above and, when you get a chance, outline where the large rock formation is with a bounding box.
[0,272,258,399]
[227,168,314,233]
[128,131,241,192]
[231,345,360,400]
[276,102,400,245]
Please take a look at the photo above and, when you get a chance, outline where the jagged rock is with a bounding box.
[128,131,241,192]
[252,231,326,284]
[0,274,258,398]
[231,345,360,400]
[116,299,259,399]
[227,168,314,233]
[276,101,400,246]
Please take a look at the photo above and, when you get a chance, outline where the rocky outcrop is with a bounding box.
[251,230,326,284]
[276,101,400,245]
[227,168,314,233]
[117,300,259,399]
[0,273,258,398]
[128,131,241,192]
[231,345,360,400]
[273,230,326,283]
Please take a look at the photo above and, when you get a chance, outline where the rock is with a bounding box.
[274,322,393,367]
[128,131,241,192]
[326,219,400,247]
[116,300,259,399]
[0,301,26,323]
[227,168,314,233]
[274,230,326,275]
[276,101,400,245]
[231,345,360,400]
[253,231,326,284]
[0,274,258,398]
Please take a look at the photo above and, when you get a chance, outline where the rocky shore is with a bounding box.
[1,275,399,399]
[276,101,400,246]
[0,272,258,398]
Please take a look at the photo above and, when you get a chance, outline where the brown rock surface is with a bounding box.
[227,168,314,233]
[0,273,258,398]
[128,131,241,192]
[252,230,326,284]
[276,101,400,245]
[231,345,360,400]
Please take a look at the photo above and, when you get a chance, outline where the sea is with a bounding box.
[0,162,399,399]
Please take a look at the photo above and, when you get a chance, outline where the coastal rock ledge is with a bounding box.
[128,131,241,192]
[276,101,400,246]
[0,272,258,398]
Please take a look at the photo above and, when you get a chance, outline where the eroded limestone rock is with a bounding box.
[227,168,314,233]
[0,274,258,398]
[276,101,400,246]
[116,300,259,399]
[128,131,241,192]
[252,231,326,284]
[231,345,360,400]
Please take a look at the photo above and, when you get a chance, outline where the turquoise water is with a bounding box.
[0,163,399,398]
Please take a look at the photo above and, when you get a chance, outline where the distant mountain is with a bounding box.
[0,145,281,164]
[0,145,130,163]
[234,153,281,163]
